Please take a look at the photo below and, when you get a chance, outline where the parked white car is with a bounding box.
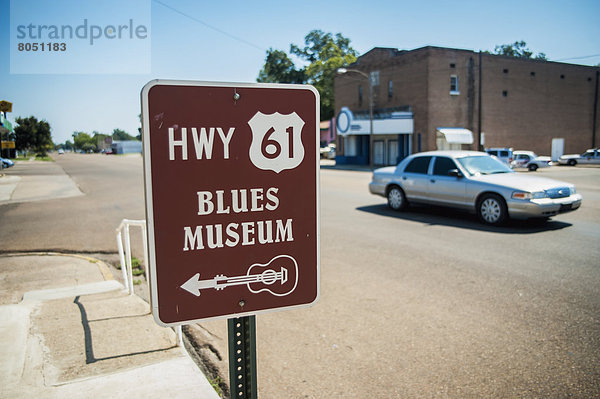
[558,148,600,166]
[320,144,336,160]
[511,151,552,171]
[485,148,513,166]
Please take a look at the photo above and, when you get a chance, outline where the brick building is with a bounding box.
[334,46,600,166]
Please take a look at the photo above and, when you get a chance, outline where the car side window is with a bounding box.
[404,156,432,174]
[433,157,458,176]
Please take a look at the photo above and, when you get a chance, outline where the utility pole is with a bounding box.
[477,51,483,151]
[593,69,599,148]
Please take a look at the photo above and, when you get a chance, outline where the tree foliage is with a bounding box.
[72,131,95,152]
[14,116,53,156]
[112,128,136,141]
[257,30,358,120]
[493,41,547,60]
[293,31,358,120]
[257,49,305,84]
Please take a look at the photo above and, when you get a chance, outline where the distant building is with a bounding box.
[320,120,339,147]
[111,140,142,154]
[334,46,600,166]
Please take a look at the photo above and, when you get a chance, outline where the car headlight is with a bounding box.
[570,186,576,195]
[512,191,546,200]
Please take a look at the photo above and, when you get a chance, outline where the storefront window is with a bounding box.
[344,136,358,156]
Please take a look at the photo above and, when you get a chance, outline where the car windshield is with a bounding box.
[457,155,513,176]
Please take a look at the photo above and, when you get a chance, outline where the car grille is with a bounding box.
[546,187,571,199]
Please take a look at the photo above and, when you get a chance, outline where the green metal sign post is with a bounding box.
[228,316,258,398]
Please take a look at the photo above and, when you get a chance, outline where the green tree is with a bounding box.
[292,30,358,120]
[493,41,547,60]
[72,131,96,152]
[257,30,358,120]
[14,116,53,156]
[257,49,305,84]
[112,128,136,141]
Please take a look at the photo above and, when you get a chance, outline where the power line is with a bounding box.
[152,0,266,53]
[553,53,600,62]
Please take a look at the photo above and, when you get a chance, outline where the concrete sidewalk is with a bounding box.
[0,161,83,204]
[0,253,220,399]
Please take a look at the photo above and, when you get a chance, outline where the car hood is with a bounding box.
[471,173,573,191]
[559,154,580,159]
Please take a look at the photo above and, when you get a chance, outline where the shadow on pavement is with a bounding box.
[74,295,176,365]
[357,203,572,234]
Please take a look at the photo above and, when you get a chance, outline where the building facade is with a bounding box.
[334,46,600,166]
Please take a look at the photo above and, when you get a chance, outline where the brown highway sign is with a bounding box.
[141,80,320,326]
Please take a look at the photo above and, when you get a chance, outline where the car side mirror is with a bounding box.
[448,169,463,178]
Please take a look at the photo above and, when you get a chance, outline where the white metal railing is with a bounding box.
[116,219,148,295]
[115,218,182,346]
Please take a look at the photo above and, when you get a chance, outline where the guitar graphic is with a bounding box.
[180,254,298,297]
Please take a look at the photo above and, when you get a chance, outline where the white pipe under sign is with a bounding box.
[115,218,182,347]
[125,224,134,295]
[116,231,129,292]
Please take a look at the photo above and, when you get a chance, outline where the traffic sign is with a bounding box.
[141,80,320,326]
[0,101,12,113]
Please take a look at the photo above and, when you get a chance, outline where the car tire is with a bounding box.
[568,159,577,166]
[387,186,407,211]
[528,164,538,172]
[477,194,507,225]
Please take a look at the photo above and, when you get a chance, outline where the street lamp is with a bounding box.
[337,67,374,169]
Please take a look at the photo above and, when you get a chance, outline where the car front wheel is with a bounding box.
[568,159,577,166]
[387,186,407,211]
[528,164,538,171]
[477,194,507,225]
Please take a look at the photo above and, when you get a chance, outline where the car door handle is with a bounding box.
[402,176,407,180]
[430,179,436,183]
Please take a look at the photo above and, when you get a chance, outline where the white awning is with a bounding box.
[336,107,414,136]
[436,128,473,144]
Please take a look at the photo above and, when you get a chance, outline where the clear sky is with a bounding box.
[2,0,599,145]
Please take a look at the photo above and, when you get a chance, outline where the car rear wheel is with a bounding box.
[387,186,407,211]
[528,164,538,171]
[477,194,507,225]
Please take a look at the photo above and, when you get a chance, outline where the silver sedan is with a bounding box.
[369,151,582,225]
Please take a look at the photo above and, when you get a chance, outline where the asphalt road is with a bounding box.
[1,154,598,398]
[0,154,145,253]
